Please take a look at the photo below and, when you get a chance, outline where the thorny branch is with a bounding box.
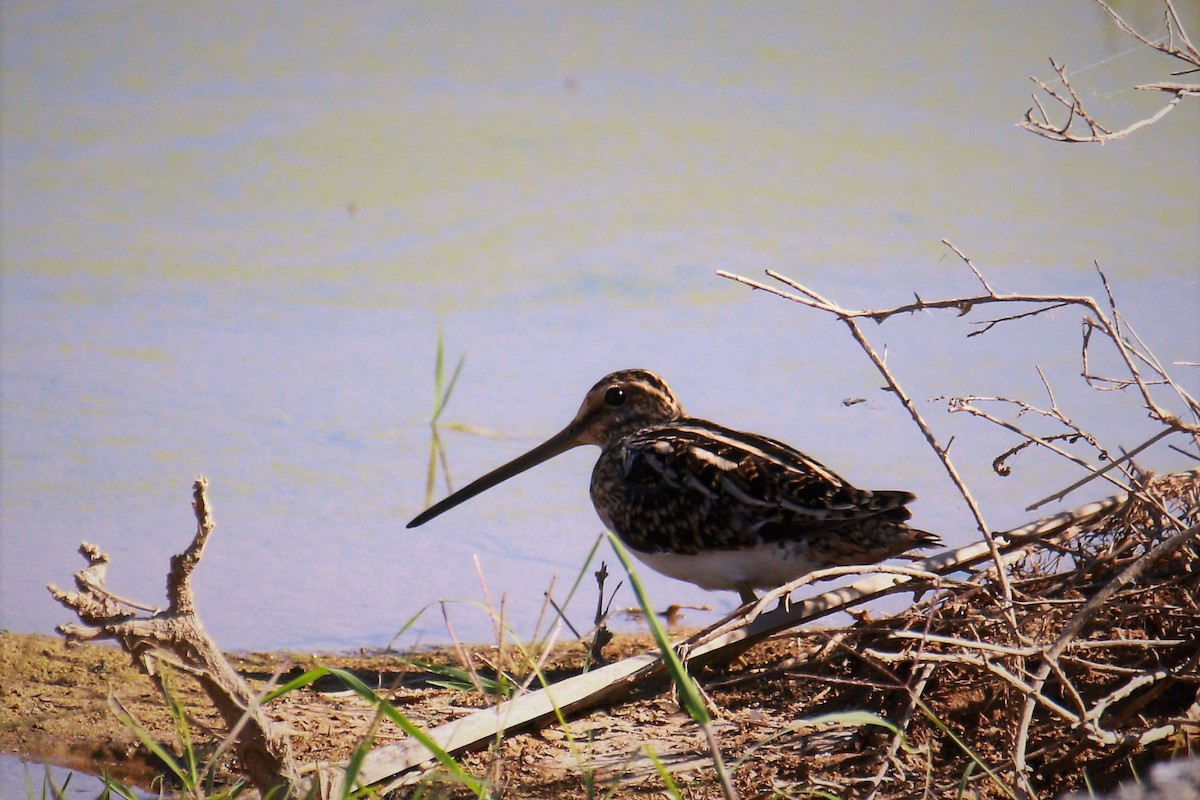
[717,259,1163,609]
[718,244,1198,796]
[1020,0,1199,143]
[720,268,1022,622]
[718,245,1197,630]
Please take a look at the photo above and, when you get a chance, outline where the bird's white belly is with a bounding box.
[628,542,825,593]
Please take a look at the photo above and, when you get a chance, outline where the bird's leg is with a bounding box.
[738,582,791,613]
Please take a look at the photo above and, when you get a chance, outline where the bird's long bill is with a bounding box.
[407,424,582,528]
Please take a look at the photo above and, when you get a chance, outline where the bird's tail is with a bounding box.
[903,526,944,552]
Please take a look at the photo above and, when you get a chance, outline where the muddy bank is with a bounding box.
[1,629,748,795]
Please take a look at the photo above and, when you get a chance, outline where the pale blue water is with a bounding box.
[2,0,1197,666]
[0,756,153,800]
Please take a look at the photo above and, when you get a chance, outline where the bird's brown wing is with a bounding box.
[612,419,915,553]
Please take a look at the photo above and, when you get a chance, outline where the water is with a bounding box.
[3,3,1197,662]
[0,754,153,800]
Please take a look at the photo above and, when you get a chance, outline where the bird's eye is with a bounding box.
[604,387,626,407]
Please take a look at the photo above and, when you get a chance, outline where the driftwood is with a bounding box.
[47,478,305,798]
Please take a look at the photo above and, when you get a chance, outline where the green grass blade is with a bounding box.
[34,766,68,800]
[97,772,142,800]
[436,355,466,424]
[430,328,466,425]
[607,532,709,725]
[425,331,466,502]
[339,735,373,799]
[608,533,740,799]
[636,745,683,799]
[955,760,977,800]
[424,427,442,505]
[433,328,446,412]
[108,695,188,786]
[413,660,512,697]
[915,697,1017,800]
[159,670,202,787]
[262,665,486,793]
[259,667,333,703]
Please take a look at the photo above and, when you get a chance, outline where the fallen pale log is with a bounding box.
[351,479,1149,794]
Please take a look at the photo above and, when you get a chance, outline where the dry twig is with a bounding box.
[718,250,1199,493]
[716,244,1197,795]
[1020,0,1199,143]
[716,265,1027,614]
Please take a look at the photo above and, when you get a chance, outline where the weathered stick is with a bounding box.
[48,477,304,798]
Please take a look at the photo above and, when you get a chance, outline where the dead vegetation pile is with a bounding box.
[435,467,1196,799]
[725,468,1199,799]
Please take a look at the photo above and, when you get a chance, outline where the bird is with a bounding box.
[408,369,941,604]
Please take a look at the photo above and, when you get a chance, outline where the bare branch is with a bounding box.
[750,269,1019,615]
[47,478,305,797]
[942,238,996,295]
[1026,428,1174,510]
[1020,0,1198,142]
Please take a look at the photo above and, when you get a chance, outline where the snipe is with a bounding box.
[408,369,941,603]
